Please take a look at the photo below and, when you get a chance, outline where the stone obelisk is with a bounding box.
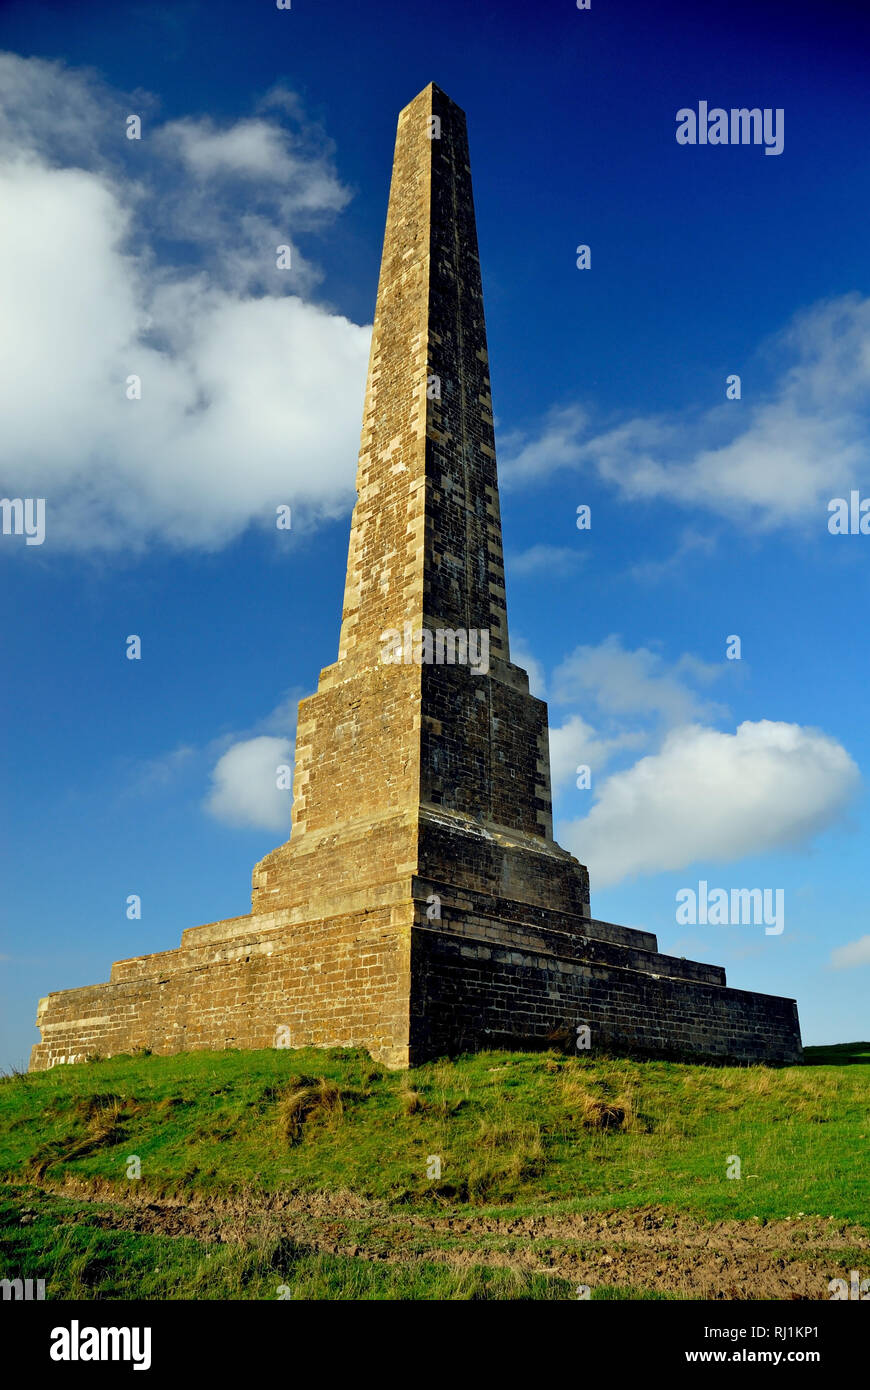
[31,85,801,1072]
[251,82,588,946]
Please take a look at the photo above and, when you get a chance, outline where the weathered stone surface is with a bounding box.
[30,83,802,1073]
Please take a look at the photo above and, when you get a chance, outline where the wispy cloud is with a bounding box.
[499,405,587,487]
[829,935,870,970]
[500,294,870,533]
[628,527,717,582]
[552,635,728,727]
[509,544,585,577]
[510,637,548,698]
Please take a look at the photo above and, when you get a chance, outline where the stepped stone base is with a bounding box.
[30,847,802,1071]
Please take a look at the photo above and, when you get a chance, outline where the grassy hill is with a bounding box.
[1,1043,868,1300]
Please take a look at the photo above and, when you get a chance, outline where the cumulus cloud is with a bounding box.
[548,713,645,793]
[0,53,370,553]
[829,935,870,970]
[204,734,293,832]
[559,720,860,887]
[201,690,299,832]
[538,637,859,888]
[500,294,870,531]
[120,686,300,837]
[526,635,735,801]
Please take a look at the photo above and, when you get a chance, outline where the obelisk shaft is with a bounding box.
[278,83,555,860]
[337,83,508,670]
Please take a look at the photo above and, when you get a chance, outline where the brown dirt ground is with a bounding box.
[11,1177,870,1300]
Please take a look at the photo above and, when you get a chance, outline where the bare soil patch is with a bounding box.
[11,1178,868,1300]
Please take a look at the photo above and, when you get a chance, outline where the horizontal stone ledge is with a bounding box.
[39,1016,115,1032]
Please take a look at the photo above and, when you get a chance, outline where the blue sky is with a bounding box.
[2,0,869,1067]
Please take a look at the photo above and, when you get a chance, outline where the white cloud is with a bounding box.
[204,734,293,832]
[122,688,301,836]
[510,637,548,698]
[160,112,348,214]
[0,52,133,166]
[254,690,303,740]
[513,636,858,893]
[0,53,369,554]
[548,713,645,793]
[500,294,870,531]
[202,690,300,833]
[499,405,587,487]
[509,544,584,577]
[131,745,197,791]
[552,635,727,726]
[628,527,717,582]
[166,118,297,180]
[558,719,860,888]
[829,935,870,970]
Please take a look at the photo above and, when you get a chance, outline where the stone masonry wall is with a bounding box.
[31,896,801,1073]
[409,927,802,1066]
[30,905,413,1072]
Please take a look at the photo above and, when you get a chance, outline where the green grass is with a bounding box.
[1,1045,867,1221]
[1,1044,867,1299]
[0,1184,680,1300]
[0,1188,573,1300]
[801,1041,870,1066]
